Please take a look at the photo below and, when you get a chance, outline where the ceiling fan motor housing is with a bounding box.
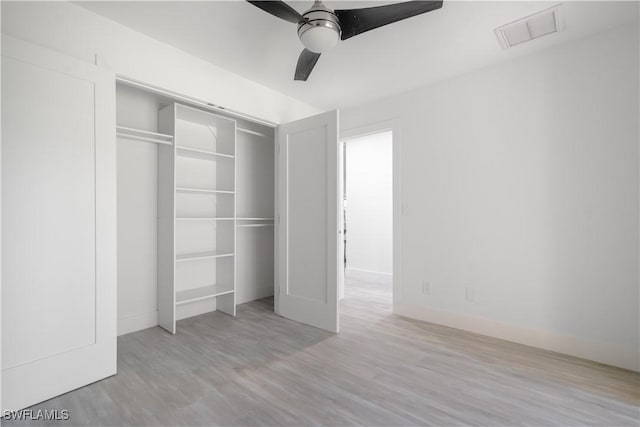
[297,1,341,53]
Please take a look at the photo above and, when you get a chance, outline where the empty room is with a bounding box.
[1,1,638,426]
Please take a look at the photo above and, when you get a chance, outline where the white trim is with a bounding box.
[340,119,402,307]
[345,268,392,286]
[394,302,640,372]
[117,311,158,336]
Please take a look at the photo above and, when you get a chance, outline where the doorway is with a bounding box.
[340,130,394,310]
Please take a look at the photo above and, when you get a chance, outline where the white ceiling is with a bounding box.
[78,1,638,110]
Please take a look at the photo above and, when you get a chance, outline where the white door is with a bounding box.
[275,110,340,333]
[1,36,117,411]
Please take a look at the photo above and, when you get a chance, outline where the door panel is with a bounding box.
[3,55,97,369]
[288,127,328,302]
[276,110,339,333]
[1,36,116,411]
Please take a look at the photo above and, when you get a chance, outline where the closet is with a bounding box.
[2,35,338,412]
[116,82,275,335]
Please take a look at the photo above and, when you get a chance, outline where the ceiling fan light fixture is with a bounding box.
[297,1,341,53]
[299,25,340,53]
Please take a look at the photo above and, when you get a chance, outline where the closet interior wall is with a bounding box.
[116,83,275,336]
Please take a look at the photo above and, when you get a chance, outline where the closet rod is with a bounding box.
[237,127,268,138]
[116,132,173,146]
[116,75,277,129]
[236,217,274,221]
[117,125,173,139]
[237,224,274,228]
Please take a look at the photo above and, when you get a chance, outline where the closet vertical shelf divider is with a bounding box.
[158,103,237,334]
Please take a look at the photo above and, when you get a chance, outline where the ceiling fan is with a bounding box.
[247,0,443,81]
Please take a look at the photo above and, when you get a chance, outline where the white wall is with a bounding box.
[341,23,640,371]
[0,1,321,124]
[116,139,158,335]
[345,131,393,281]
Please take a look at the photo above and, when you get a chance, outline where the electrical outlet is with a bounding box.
[465,287,475,302]
[421,280,431,295]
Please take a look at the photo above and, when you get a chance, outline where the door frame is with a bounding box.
[340,120,402,308]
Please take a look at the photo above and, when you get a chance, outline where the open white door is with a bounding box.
[1,36,117,411]
[275,110,340,333]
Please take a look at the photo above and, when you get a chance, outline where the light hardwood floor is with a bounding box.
[6,276,639,426]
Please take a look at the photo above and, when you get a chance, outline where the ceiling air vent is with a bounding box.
[494,4,563,49]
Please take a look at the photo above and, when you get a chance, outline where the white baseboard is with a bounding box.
[345,267,392,285]
[118,311,158,336]
[236,286,274,305]
[394,302,640,372]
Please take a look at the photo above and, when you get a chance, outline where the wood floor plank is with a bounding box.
[4,276,639,426]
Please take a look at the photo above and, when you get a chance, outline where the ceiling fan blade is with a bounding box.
[294,49,321,81]
[335,1,443,40]
[246,1,305,24]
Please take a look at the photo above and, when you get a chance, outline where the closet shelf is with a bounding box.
[176,251,234,262]
[176,285,234,306]
[176,217,235,221]
[116,125,174,145]
[176,146,234,160]
[176,187,235,195]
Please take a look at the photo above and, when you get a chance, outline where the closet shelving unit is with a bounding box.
[115,82,275,337]
[158,103,237,333]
